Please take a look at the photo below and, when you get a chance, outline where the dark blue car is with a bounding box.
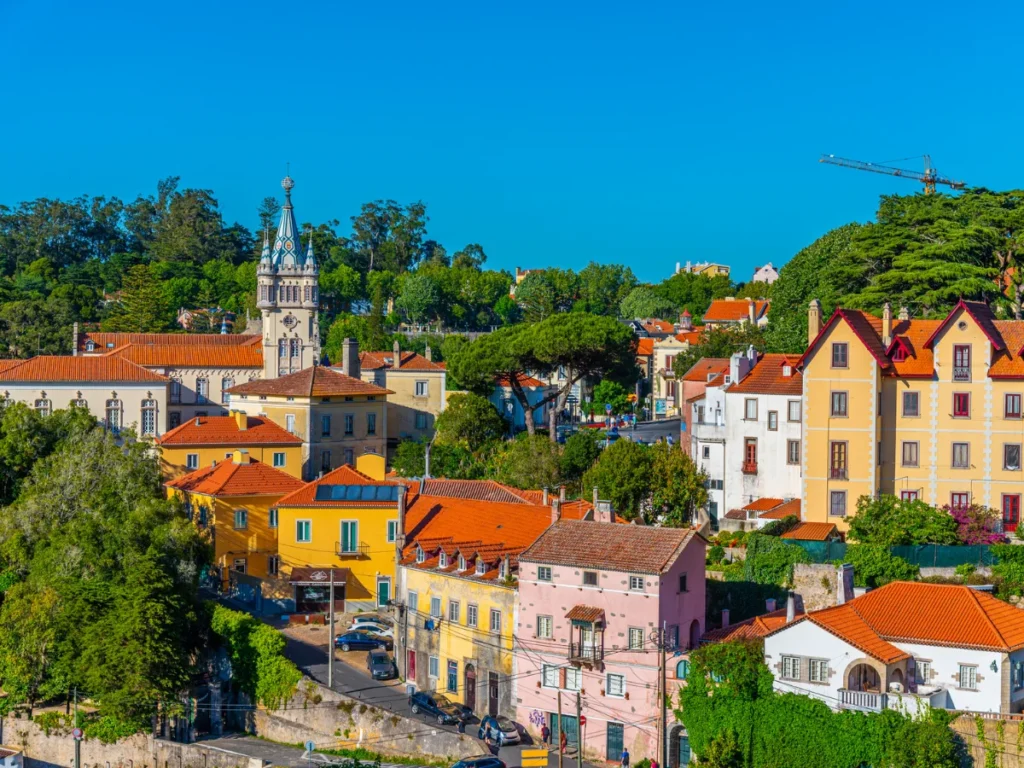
[334,629,392,651]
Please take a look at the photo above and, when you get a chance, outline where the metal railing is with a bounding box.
[336,541,371,557]
[569,643,603,664]
[839,689,883,712]
[830,467,848,480]
[742,461,758,475]
[954,367,971,382]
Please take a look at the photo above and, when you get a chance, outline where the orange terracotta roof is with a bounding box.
[728,354,802,395]
[676,331,703,345]
[636,338,655,357]
[228,366,392,398]
[565,605,604,622]
[0,360,24,373]
[81,332,261,351]
[419,479,531,504]
[110,343,263,368]
[496,373,547,388]
[642,318,675,334]
[758,498,801,520]
[743,498,784,512]
[924,300,1004,351]
[804,603,910,664]
[521,520,700,574]
[682,358,730,382]
[156,415,302,446]
[703,298,769,323]
[165,458,305,496]
[0,356,167,383]
[780,522,837,541]
[277,464,406,507]
[703,607,804,643]
[358,350,445,371]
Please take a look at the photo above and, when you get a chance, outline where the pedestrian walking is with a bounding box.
[560,730,568,754]
[651,758,659,768]
[621,747,630,768]
[666,433,674,447]
[541,723,551,746]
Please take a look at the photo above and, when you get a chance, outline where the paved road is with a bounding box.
[624,417,681,445]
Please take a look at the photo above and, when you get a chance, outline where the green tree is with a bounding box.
[452,243,487,269]
[591,381,631,416]
[349,200,428,274]
[102,264,173,332]
[649,442,707,527]
[672,324,764,380]
[489,434,562,490]
[619,285,676,319]
[846,494,959,546]
[836,545,919,588]
[514,269,579,321]
[655,272,733,320]
[434,393,506,451]
[559,431,602,491]
[493,294,520,326]
[319,263,363,315]
[575,262,636,315]
[581,439,652,520]
[391,439,484,479]
[395,272,440,323]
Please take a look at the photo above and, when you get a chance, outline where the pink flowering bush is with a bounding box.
[943,503,1005,545]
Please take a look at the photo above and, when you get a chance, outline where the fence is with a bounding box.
[789,541,997,567]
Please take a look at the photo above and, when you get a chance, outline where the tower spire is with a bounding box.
[270,175,301,268]
[305,226,317,271]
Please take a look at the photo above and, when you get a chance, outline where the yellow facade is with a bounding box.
[160,443,303,479]
[362,368,447,447]
[401,566,514,711]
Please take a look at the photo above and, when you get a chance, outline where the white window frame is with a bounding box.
[537,615,553,639]
[186,453,199,470]
[430,596,442,618]
[408,591,418,614]
[467,603,478,627]
[744,398,758,421]
[809,659,828,683]
[233,508,248,530]
[542,664,559,688]
[415,380,429,397]
[295,519,312,543]
[628,627,644,650]
[387,519,399,543]
[787,400,801,422]
[428,655,439,679]
[490,608,501,633]
[629,575,644,591]
[959,664,978,690]
[273,452,286,468]
[782,656,801,680]
[606,673,626,698]
[564,667,581,691]
[448,600,460,623]
[916,659,931,685]
[340,520,359,554]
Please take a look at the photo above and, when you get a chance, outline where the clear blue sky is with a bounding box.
[1,0,1019,283]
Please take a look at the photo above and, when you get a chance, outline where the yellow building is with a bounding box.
[396,492,556,717]
[165,449,305,586]
[800,299,1024,533]
[156,410,304,478]
[274,454,406,612]
[228,365,391,480]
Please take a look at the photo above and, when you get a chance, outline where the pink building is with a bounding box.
[514,521,706,763]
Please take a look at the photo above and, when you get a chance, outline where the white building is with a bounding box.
[752,263,780,284]
[763,581,1024,716]
[689,351,803,525]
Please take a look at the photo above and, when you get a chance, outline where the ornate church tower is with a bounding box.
[257,176,321,378]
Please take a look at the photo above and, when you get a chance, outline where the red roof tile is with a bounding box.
[358,350,445,371]
[682,358,730,382]
[228,366,392,398]
[521,520,701,574]
[728,354,802,395]
[496,373,548,388]
[804,603,910,664]
[156,415,302,446]
[703,298,769,323]
[165,458,305,496]
[636,338,655,357]
[565,605,604,622]
[703,607,804,643]
[743,498,784,512]
[419,479,531,504]
[111,344,263,368]
[924,300,1005,351]
[676,331,703,345]
[81,332,261,351]
[780,522,838,541]
[0,356,167,383]
[642,318,675,335]
[758,499,801,520]
[276,464,407,507]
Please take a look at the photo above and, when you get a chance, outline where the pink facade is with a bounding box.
[514,531,705,762]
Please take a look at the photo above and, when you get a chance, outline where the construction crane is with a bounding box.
[819,154,966,194]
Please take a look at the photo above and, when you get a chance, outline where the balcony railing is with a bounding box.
[839,688,883,713]
[336,541,371,557]
[953,367,971,382]
[830,467,848,480]
[742,460,758,475]
[569,642,603,665]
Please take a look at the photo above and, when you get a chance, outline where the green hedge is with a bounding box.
[209,604,301,709]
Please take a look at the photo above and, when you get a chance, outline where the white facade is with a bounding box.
[752,263,780,284]
[691,382,727,525]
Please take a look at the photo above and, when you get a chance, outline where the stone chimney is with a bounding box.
[234,410,248,430]
[232,449,250,465]
[837,563,854,605]
[808,299,821,345]
[425,345,432,363]
[765,598,777,613]
[341,338,360,378]
[559,485,566,503]
[551,499,561,524]
[729,351,755,385]
[72,322,79,356]
[542,487,549,505]
[747,298,757,324]
[194,417,202,427]
[393,339,401,361]
[882,302,893,347]
[786,593,795,623]
[721,609,730,629]
[898,306,909,321]
[594,501,613,524]
[593,486,599,508]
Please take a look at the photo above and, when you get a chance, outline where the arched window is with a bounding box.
[85,340,96,352]
[70,398,88,409]
[676,659,690,680]
[34,399,50,417]
[221,377,234,404]
[278,339,287,358]
[141,400,157,437]
[105,399,121,432]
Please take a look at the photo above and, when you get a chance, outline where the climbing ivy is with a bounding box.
[209,604,301,709]
[676,639,959,768]
[742,533,810,586]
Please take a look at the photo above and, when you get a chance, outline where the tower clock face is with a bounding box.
[283,314,298,330]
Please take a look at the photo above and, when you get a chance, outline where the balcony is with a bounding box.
[335,541,371,558]
[830,467,848,480]
[742,460,758,475]
[953,367,971,382]
[838,687,946,715]
[569,642,603,666]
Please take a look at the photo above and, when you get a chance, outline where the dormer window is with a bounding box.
[85,341,96,352]
[438,552,448,568]
[458,555,466,571]
[724,375,731,384]
[476,559,486,576]
[892,346,907,362]
[416,545,425,564]
[499,560,508,579]
[782,364,792,377]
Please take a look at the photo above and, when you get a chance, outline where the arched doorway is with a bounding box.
[688,620,701,650]
[465,664,477,712]
[847,663,881,692]
[891,667,905,690]
[669,725,692,765]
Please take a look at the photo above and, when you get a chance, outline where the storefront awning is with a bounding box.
[289,567,350,585]
[565,605,604,623]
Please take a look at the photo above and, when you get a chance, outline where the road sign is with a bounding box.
[521,748,549,767]
[305,740,316,752]
[580,715,587,726]
[605,403,612,413]
[72,727,83,740]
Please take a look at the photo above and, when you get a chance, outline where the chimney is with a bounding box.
[234,410,248,430]
[594,501,613,524]
[882,302,893,347]
[425,345,432,363]
[72,322,79,356]
[341,338,360,378]
[721,609,730,629]
[195,417,201,427]
[898,306,909,322]
[551,499,561,524]
[593,486,599,508]
[747,298,756,324]
[232,449,250,465]
[837,563,854,605]
[786,593,795,623]
[542,487,549,505]
[396,488,407,551]
[808,299,821,345]
[765,598,777,613]
[393,339,401,360]
[559,485,566,503]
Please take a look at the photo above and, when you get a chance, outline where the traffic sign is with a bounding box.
[605,403,612,413]
[305,740,316,752]
[580,715,587,726]
[72,728,83,740]
[522,748,549,767]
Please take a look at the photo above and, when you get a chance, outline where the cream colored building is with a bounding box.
[228,365,391,479]
[651,331,701,418]
[0,356,168,436]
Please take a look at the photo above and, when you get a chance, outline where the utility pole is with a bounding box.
[328,570,335,689]
[557,690,563,768]
[575,691,583,768]
[73,687,80,768]
[660,622,668,768]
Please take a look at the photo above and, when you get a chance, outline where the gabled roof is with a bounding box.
[641,318,675,335]
[276,464,408,507]
[743,498,785,513]
[358,350,445,372]
[675,330,703,345]
[780,522,837,541]
[0,356,167,383]
[798,308,892,370]
[703,298,769,324]
[757,498,801,520]
[156,415,302,447]
[682,358,730,382]
[521,520,701,574]
[228,366,392,398]
[165,458,305,496]
[110,343,263,368]
[420,479,532,505]
[703,607,804,643]
[728,354,802,396]
[636,338,655,357]
[923,300,1004,351]
[79,332,262,352]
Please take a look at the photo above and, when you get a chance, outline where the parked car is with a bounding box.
[346,621,394,639]
[408,691,473,725]
[477,715,521,745]
[334,630,392,651]
[367,649,398,680]
[451,758,506,768]
[350,614,392,629]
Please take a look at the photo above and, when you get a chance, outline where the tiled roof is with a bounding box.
[228,366,392,398]
[758,498,801,520]
[110,343,263,368]
[743,498,784,512]
[703,298,769,324]
[0,356,167,383]
[520,520,700,574]
[277,464,408,507]
[165,458,305,496]
[682,358,729,382]
[0,360,25,373]
[728,354,802,395]
[358,350,445,371]
[804,603,910,664]
[156,415,302,446]
[780,522,837,541]
[80,332,262,352]
[703,607,803,643]
[642,318,675,335]
[496,373,548,388]
[419,479,531,504]
[924,300,1005,351]
[565,605,604,622]
[0,747,21,758]
[636,338,655,357]
[676,330,703,345]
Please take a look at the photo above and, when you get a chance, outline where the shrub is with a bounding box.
[743,534,810,586]
[945,503,1005,545]
[759,515,799,537]
[835,545,918,588]
[847,495,958,546]
[708,545,726,564]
